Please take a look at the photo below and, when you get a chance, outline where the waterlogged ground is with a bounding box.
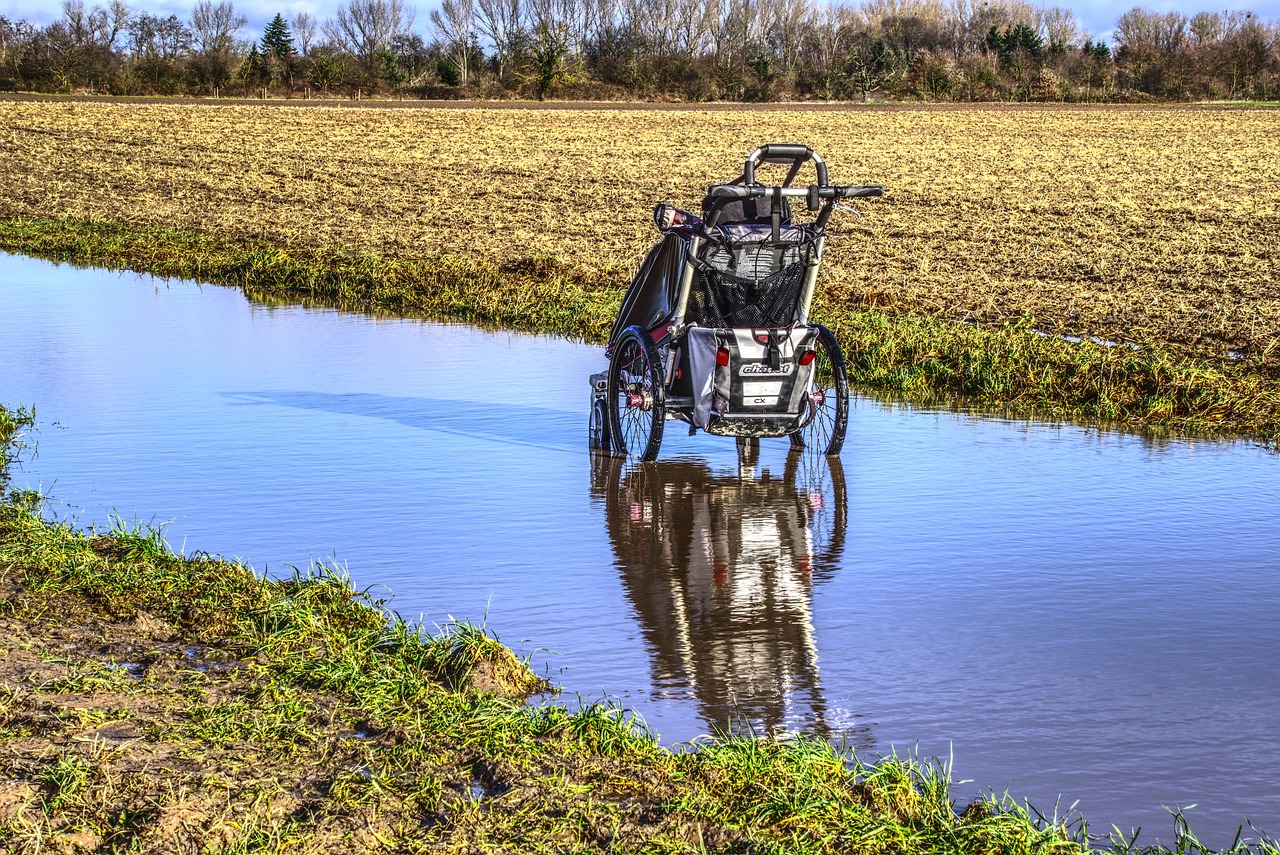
[4,252,1280,845]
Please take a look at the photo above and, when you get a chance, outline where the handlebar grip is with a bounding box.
[759,143,814,162]
[707,184,765,199]
[836,185,884,198]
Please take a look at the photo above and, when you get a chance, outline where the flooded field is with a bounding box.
[3,252,1280,845]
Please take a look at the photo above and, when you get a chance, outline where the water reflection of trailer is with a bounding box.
[592,452,870,745]
[589,144,882,461]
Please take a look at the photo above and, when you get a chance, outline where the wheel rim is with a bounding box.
[590,399,610,451]
[796,334,842,454]
[612,337,659,458]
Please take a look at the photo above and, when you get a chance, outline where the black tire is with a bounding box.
[589,397,611,453]
[790,323,849,456]
[608,326,665,461]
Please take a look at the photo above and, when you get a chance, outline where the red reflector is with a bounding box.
[716,347,730,367]
[799,351,817,366]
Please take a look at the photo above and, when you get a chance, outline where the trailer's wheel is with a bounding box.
[589,397,611,452]
[608,326,665,461]
[790,324,849,456]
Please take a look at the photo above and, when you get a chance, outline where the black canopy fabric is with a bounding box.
[609,232,686,345]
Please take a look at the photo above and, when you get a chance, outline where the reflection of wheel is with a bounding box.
[788,451,848,577]
[589,450,624,503]
[608,325,665,461]
[790,324,849,456]
[589,397,611,452]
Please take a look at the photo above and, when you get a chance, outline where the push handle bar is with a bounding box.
[833,185,885,198]
[743,144,828,188]
[707,184,884,200]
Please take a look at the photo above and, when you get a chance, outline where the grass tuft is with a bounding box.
[423,618,550,697]
[0,404,36,491]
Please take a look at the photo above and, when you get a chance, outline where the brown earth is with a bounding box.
[0,585,407,853]
[1,99,1277,372]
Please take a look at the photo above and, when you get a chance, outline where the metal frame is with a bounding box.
[670,144,880,331]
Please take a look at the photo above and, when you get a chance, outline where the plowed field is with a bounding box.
[2,99,1277,369]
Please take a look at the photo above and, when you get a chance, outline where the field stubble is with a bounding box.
[1,101,1277,434]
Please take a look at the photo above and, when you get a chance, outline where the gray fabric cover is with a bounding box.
[701,225,808,282]
[712,327,817,415]
[685,327,722,430]
[685,326,818,430]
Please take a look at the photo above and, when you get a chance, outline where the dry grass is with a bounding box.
[1,100,1276,365]
[2,100,1279,439]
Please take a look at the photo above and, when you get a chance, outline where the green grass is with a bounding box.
[2,216,1278,443]
[0,496,1081,853]
[0,403,35,492]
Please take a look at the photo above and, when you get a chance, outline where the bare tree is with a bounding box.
[1115,7,1188,55]
[1114,7,1190,95]
[628,0,679,55]
[765,0,809,72]
[189,0,245,54]
[856,0,949,29]
[711,0,770,64]
[324,0,415,71]
[1036,5,1080,49]
[0,15,37,78]
[801,2,856,95]
[1214,11,1274,97]
[188,0,244,88]
[521,0,588,97]
[430,0,474,84]
[477,0,522,77]
[127,12,190,60]
[60,0,129,48]
[292,11,316,55]
[670,0,715,57]
[104,0,131,47]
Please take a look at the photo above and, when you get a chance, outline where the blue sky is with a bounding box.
[5,0,1279,48]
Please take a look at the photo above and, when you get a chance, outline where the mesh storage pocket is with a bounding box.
[688,262,807,329]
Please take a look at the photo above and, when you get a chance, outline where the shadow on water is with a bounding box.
[592,448,874,751]
[224,391,583,454]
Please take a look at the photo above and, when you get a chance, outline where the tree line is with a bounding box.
[1,0,1277,102]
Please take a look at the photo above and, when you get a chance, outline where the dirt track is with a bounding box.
[3,91,1268,111]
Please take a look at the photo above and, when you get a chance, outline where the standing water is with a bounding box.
[3,252,1280,846]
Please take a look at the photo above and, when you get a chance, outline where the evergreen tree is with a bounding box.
[239,41,266,80]
[985,22,1044,68]
[261,13,293,58]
